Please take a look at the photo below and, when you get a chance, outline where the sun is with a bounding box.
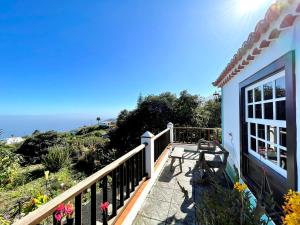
[237,0,265,14]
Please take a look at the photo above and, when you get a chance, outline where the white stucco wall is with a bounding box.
[222,17,300,190]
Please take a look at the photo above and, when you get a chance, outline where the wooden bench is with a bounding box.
[170,147,184,172]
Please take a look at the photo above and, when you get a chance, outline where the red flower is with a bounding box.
[55,212,63,221]
[56,203,65,212]
[64,203,74,216]
[100,202,109,212]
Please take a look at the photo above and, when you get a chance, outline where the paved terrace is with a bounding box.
[133,144,204,225]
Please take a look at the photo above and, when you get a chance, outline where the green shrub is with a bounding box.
[17,131,67,164]
[42,146,70,172]
[0,147,23,188]
[74,125,107,136]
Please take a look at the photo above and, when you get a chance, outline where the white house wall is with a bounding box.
[222,17,300,191]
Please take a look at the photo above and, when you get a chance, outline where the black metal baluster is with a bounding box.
[126,161,130,198]
[154,140,158,162]
[102,176,108,202]
[134,155,139,186]
[119,164,124,207]
[101,176,108,225]
[131,157,135,192]
[91,183,97,225]
[138,151,142,181]
[53,212,57,225]
[75,193,82,225]
[112,170,117,217]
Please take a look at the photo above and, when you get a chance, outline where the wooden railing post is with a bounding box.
[167,122,174,144]
[141,131,154,178]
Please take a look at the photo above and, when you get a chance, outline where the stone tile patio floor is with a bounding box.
[133,144,206,225]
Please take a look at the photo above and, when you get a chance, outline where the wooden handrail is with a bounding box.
[153,128,170,141]
[174,127,219,130]
[14,144,146,225]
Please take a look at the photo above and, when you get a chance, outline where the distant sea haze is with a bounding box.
[0,114,110,139]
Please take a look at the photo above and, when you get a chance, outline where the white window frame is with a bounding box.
[245,70,287,177]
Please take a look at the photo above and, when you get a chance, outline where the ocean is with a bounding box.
[0,115,109,139]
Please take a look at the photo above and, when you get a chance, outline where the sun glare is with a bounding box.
[237,0,265,14]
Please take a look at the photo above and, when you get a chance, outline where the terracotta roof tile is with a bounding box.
[214,0,298,87]
[253,48,262,55]
[269,28,281,39]
[259,39,271,48]
[238,64,244,70]
[255,20,270,34]
[242,60,249,66]
[265,3,281,23]
[247,55,255,61]
[280,14,297,28]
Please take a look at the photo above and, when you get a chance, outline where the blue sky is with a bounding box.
[0,0,274,118]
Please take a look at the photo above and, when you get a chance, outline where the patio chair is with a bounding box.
[197,139,216,151]
[196,144,229,183]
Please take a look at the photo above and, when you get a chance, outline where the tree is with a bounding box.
[174,90,201,126]
[116,110,129,127]
[96,117,101,125]
[137,93,144,107]
[108,90,222,157]
[202,98,221,128]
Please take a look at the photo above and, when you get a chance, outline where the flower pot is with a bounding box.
[66,218,74,225]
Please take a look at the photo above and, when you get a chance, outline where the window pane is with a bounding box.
[258,140,265,156]
[254,86,262,102]
[250,123,256,136]
[248,105,253,118]
[267,126,277,144]
[264,102,273,119]
[279,127,286,147]
[251,138,256,152]
[263,82,273,100]
[255,104,262,118]
[275,77,286,98]
[257,124,265,139]
[248,90,253,103]
[276,100,286,120]
[267,144,278,165]
[280,149,287,170]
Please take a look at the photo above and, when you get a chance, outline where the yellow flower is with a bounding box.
[282,190,300,225]
[44,171,49,181]
[234,182,247,192]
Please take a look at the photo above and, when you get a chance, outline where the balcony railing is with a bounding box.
[174,127,221,143]
[14,144,148,225]
[153,128,170,163]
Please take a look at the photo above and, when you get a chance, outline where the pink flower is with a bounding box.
[56,203,65,212]
[100,202,109,212]
[55,212,63,221]
[64,203,74,216]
